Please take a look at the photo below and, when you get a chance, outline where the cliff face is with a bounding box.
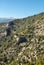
[0,13,44,65]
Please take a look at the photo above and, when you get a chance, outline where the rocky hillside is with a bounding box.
[0,12,44,65]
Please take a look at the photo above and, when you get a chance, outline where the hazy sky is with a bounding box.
[0,0,44,18]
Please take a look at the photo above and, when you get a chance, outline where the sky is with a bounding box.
[0,0,44,18]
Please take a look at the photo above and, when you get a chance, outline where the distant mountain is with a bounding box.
[0,18,14,23]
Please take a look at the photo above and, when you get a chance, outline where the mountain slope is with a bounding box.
[0,12,44,65]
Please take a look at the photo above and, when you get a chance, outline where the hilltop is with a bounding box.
[0,12,44,65]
